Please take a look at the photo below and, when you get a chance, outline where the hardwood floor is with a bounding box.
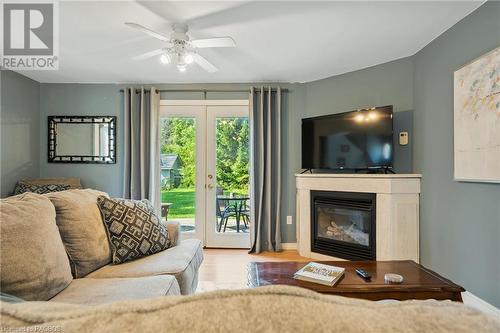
[197,248,309,292]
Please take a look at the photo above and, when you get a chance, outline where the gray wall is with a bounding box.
[302,56,415,174]
[413,1,500,307]
[5,1,498,307]
[38,82,305,243]
[282,57,415,246]
[39,84,124,196]
[0,71,40,197]
[37,59,414,245]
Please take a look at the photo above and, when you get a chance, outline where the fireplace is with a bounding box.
[311,191,376,260]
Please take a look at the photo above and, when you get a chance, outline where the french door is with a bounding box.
[159,101,251,248]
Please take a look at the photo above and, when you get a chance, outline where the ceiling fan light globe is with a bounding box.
[171,53,180,65]
[160,54,171,64]
[177,64,187,72]
[184,53,194,64]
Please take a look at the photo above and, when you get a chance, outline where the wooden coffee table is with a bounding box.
[247,260,465,302]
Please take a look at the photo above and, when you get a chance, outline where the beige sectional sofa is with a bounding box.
[0,190,203,305]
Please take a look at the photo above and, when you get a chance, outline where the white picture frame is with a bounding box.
[453,46,500,183]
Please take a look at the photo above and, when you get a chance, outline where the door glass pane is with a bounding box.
[160,117,196,232]
[214,117,250,234]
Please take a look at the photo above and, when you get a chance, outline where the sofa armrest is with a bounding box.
[165,220,180,247]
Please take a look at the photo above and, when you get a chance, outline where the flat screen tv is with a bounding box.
[302,105,393,171]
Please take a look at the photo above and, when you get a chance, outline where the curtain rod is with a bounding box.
[119,88,288,94]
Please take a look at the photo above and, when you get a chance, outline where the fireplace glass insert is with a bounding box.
[311,191,376,260]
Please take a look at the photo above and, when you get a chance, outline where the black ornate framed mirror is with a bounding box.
[48,116,117,163]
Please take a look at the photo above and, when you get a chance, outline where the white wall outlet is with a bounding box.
[399,131,409,145]
[286,215,293,225]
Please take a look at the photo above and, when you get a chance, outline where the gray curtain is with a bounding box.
[123,87,161,211]
[249,87,283,253]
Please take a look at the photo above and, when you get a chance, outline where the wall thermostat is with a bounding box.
[399,132,409,146]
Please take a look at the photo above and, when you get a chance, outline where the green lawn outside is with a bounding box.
[161,187,249,219]
[161,188,195,218]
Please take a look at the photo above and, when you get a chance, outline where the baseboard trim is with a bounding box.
[281,243,297,250]
[462,291,500,316]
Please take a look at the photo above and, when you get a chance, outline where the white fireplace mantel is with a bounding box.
[296,173,421,262]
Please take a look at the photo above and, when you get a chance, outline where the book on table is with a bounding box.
[293,262,345,286]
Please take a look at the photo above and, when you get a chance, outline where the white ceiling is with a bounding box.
[19,1,483,84]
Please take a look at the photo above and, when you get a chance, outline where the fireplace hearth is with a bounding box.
[311,191,376,260]
[296,174,420,262]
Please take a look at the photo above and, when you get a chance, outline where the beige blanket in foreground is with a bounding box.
[1,286,499,332]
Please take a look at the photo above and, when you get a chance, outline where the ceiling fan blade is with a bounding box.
[133,48,166,61]
[190,37,235,48]
[193,53,218,72]
[125,22,170,42]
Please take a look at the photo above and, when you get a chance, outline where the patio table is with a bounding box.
[216,196,249,232]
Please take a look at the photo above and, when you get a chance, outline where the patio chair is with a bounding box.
[216,198,238,232]
[240,203,250,229]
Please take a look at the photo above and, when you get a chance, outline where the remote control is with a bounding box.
[355,268,372,281]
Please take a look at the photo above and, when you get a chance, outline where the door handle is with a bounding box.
[207,184,214,190]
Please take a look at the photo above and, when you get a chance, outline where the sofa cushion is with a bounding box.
[165,220,180,247]
[13,183,71,195]
[45,189,112,278]
[87,239,203,295]
[0,193,73,301]
[97,196,172,264]
[49,276,180,305]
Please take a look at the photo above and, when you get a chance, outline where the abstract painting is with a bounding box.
[454,46,500,183]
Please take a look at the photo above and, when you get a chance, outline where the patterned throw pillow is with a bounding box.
[96,196,171,264]
[13,183,71,195]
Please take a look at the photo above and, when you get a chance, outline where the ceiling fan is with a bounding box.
[125,22,235,73]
